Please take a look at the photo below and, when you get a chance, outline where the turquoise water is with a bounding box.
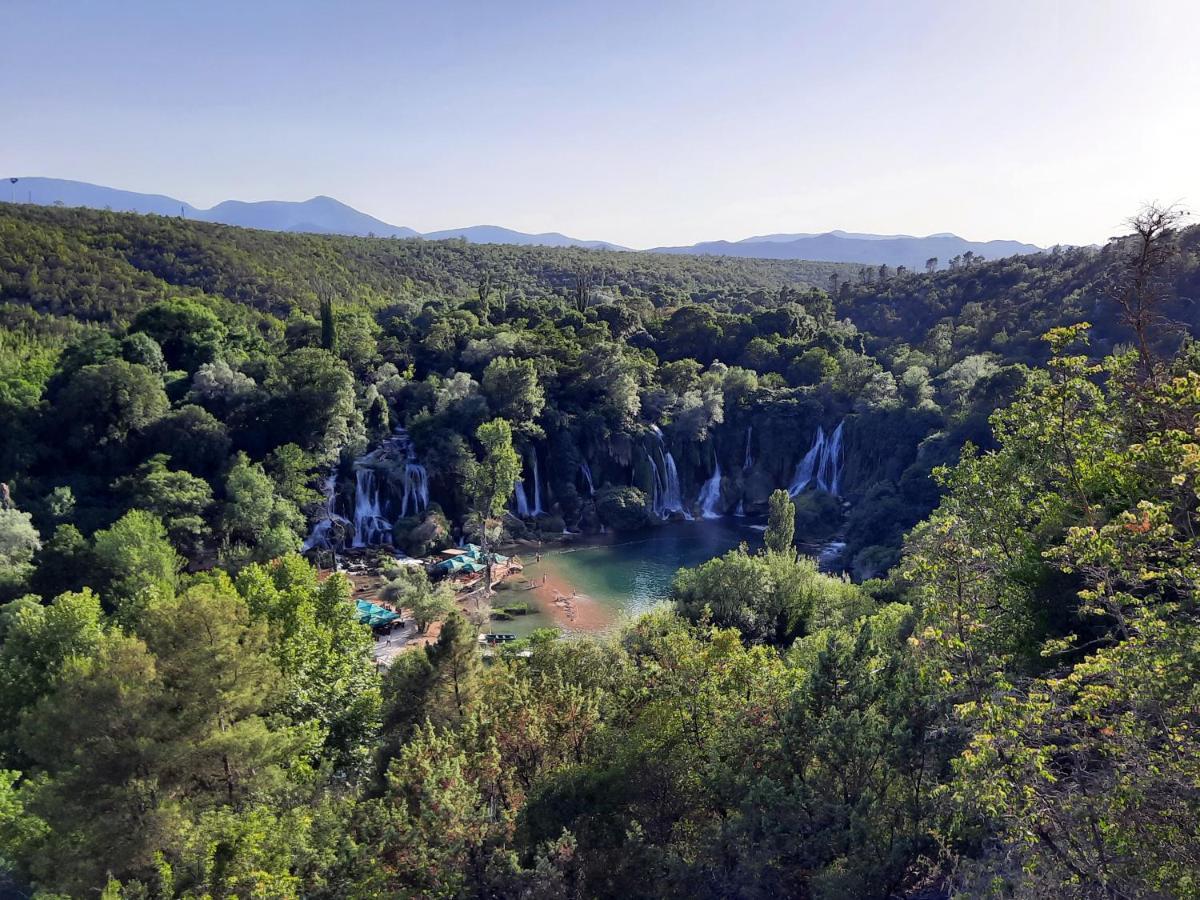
[485,583,553,637]
[517,518,766,629]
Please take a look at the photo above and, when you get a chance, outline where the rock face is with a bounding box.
[301,414,869,547]
[404,510,450,558]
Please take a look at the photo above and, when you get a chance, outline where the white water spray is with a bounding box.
[646,428,689,518]
[352,468,391,547]
[345,427,431,548]
[302,470,350,551]
[513,448,546,517]
[698,460,723,518]
[788,419,845,497]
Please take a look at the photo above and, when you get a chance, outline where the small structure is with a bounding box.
[433,544,518,578]
[478,633,517,645]
[355,599,401,630]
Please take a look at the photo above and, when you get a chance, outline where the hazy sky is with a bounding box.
[4,0,1198,248]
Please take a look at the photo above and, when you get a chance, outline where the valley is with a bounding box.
[1,202,1198,898]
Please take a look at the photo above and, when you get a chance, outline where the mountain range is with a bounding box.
[2,177,1043,267]
[651,231,1043,269]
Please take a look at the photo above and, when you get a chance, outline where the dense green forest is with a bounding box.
[0,203,1198,897]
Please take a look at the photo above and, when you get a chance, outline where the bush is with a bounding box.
[791,490,842,539]
[595,487,649,531]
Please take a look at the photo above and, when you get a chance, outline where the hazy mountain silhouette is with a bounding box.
[3,177,199,217]
[422,224,626,250]
[195,196,418,237]
[3,178,1042,264]
[651,231,1042,268]
[4,177,416,237]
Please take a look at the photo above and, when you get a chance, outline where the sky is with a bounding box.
[3,0,1198,249]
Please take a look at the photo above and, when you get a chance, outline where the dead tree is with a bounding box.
[1108,204,1186,378]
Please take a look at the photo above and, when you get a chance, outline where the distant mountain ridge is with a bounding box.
[652,232,1043,269]
[3,178,419,239]
[421,224,624,251]
[2,177,1043,265]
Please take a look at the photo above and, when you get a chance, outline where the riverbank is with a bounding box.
[500,518,770,631]
[502,563,615,632]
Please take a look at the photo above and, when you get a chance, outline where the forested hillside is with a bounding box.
[0,203,1198,897]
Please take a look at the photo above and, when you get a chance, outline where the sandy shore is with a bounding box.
[506,566,614,632]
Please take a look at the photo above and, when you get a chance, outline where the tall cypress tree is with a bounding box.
[319,295,338,354]
[765,489,796,556]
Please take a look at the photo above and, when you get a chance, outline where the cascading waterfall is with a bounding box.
[342,426,431,549]
[301,470,350,551]
[399,462,429,518]
[645,450,662,514]
[646,427,689,518]
[697,460,723,518]
[788,419,846,497]
[512,448,545,518]
[660,450,685,515]
[818,421,844,495]
[514,480,532,518]
[743,425,753,470]
[579,461,595,495]
[531,452,544,515]
[394,428,430,519]
[734,499,745,517]
[788,427,826,496]
[352,467,392,547]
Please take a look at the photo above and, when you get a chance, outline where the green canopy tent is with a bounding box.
[436,555,486,574]
[355,599,400,627]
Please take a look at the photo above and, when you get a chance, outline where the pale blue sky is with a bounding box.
[3,0,1197,248]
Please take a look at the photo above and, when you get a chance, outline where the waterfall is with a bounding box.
[698,461,723,518]
[399,462,429,518]
[513,479,531,517]
[660,450,685,514]
[343,426,430,549]
[304,425,431,551]
[393,428,429,519]
[512,448,545,517]
[579,461,595,495]
[531,451,544,515]
[352,467,392,547]
[788,427,826,496]
[646,428,688,518]
[743,425,753,470]
[818,421,844,495]
[646,450,663,516]
[788,419,846,497]
[734,499,745,517]
[302,470,350,551]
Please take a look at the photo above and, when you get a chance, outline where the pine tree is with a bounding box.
[425,611,481,727]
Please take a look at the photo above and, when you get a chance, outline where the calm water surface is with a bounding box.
[498,518,767,634]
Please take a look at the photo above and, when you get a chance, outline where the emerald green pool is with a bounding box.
[494,518,767,635]
[544,518,764,609]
